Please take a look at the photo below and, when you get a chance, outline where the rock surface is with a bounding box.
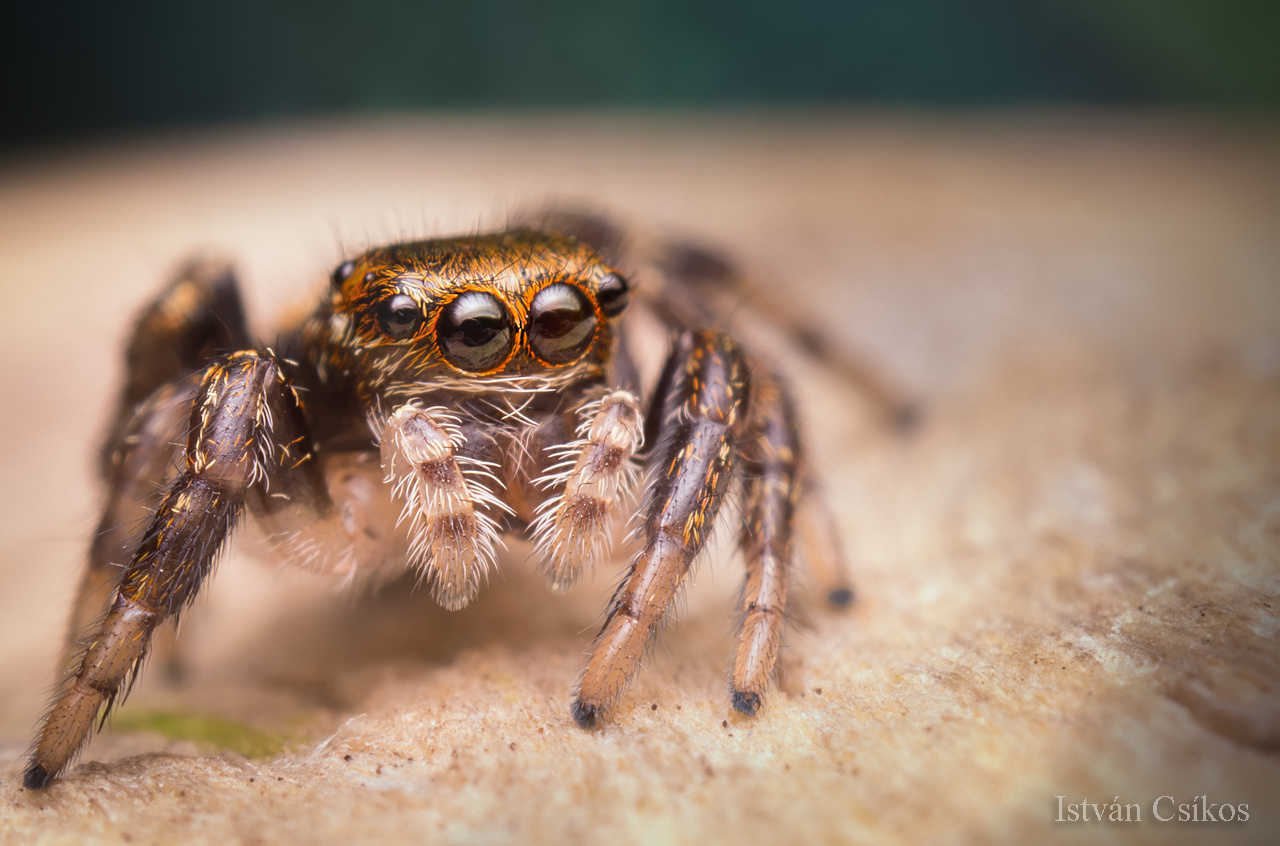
[1,114,1277,843]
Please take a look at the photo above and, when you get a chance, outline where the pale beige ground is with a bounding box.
[0,113,1277,845]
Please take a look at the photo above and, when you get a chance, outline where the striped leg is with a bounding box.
[573,330,751,727]
[66,379,196,672]
[63,260,249,680]
[24,350,313,788]
[731,376,800,714]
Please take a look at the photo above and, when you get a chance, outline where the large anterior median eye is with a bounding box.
[436,291,514,372]
[375,293,424,340]
[529,283,597,365]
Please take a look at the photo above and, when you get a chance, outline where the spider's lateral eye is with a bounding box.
[375,293,424,340]
[529,283,597,365]
[436,291,513,372]
[331,260,356,290]
[596,272,630,317]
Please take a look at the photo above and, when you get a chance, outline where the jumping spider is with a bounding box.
[25,213,896,789]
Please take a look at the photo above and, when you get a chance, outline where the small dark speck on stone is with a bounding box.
[509,742,517,751]
[827,587,855,608]
[722,720,729,728]
[651,703,658,711]
[277,777,283,781]
[376,765,383,775]
[249,778,255,783]
[344,755,353,762]
[813,688,822,695]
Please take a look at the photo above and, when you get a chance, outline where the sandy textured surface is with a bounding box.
[0,114,1277,844]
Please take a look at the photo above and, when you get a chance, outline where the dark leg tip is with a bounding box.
[22,762,54,790]
[827,587,855,608]
[571,700,599,729]
[731,690,762,717]
[893,403,923,435]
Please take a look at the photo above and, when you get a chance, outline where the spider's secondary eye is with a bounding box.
[375,293,424,340]
[331,259,356,290]
[529,283,597,365]
[596,272,630,317]
[436,291,513,372]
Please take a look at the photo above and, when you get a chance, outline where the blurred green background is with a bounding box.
[4,0,1277,149]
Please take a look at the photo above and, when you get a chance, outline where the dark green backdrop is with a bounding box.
[4,0,1276,148]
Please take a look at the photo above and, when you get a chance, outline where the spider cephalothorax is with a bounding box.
[24,215,865,789]
[316,230,626,396]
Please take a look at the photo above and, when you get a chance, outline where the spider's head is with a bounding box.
[326,229,630,395]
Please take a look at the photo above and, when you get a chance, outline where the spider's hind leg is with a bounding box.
[541,207,918,431]
[70,378,197,679]
[795,478,855,609]
[731,374,801,715]
[100,257,250,474]
[655,239,919,432]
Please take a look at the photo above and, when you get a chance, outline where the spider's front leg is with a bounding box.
[24,350,318,788]
[573,330,751,726]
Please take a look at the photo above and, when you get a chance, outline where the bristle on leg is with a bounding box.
[381,404,511,610]
[531,390,642,592]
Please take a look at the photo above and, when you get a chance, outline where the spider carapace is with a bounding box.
[24,216,864,789]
